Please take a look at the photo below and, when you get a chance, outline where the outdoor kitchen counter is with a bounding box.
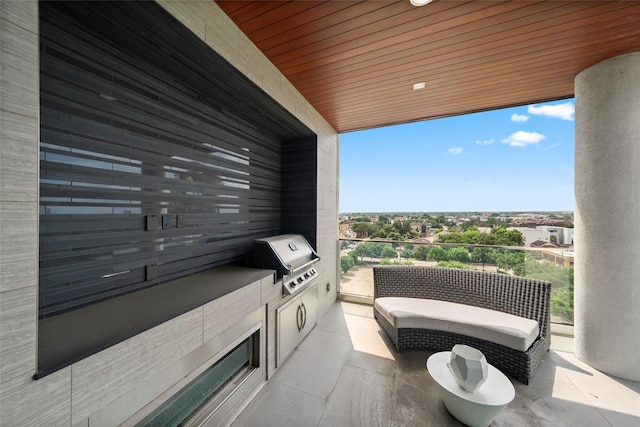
[36,265,275,379]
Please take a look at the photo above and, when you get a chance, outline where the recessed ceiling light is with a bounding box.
[410,0,433,7]
[413,82,426,90]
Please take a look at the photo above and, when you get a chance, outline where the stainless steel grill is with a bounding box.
[246,234,320,296]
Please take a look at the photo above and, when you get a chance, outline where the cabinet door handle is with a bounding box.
[296,305,303,332]
[301,302,307,329]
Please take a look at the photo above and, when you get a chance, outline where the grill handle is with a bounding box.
[289,258,320,276]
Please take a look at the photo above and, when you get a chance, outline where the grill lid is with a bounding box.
[246,234,319,277]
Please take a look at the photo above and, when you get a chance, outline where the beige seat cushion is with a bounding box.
[375,297,539,352]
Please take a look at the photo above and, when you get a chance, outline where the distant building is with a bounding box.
[339,222,357,239]
[509,226,574,247]
[540,249,575,268]
[410,222,423,232]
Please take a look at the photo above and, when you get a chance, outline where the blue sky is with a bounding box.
[339,100,575,213]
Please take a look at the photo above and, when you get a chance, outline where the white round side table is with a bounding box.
[426,351,515,427]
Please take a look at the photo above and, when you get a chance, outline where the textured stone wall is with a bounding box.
[574,52,640,380]
[0,1,339,424]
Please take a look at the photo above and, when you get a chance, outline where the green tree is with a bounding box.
[436,226,513,246]
[551,286,574,322]
[524,255,574,322]
[377,215,391,224]
[414,245,429,260]
[462,227,482,243]
[471,247,497,270]
[354,242,394,261]
[391,220,414,236]
[496,250,525,274]
[353,243,373,262]
[354,216,372,222]
[381,246,397,259]
[401,249,415,259]
[348,251,359,266]
[428,246,448,261]
[490,227,524,246]
[388,231,401,240]
[448,247,471,263]
[340,255,355,273]
[461,221,477,231]
[505,229,524,245]
[437,260,470,269]
[352,222,373,238]
[437,232,467,244]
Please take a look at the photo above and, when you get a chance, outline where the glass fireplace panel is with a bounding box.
[138,331,259,426]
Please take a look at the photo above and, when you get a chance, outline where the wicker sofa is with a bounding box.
[373,265,551,384]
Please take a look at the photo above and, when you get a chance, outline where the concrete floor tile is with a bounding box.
[318,365,394,427]
[230,301,640,427]
[277,329,352,400]
[318,310,364,342]
[346,348,397,377]
[594,408,640,427]
[532,354,572,384]
[318,300,345,321]
[392,368,463,427]
[352,318,395,360]
[547,352,640,426]
[547,351,598,382]
[231,382,325,427]
[515,377,611,427]
[297,324,353,356]
[618,377,640,395]
[550,335,574,353]
[397,350,435,377]
[492,395,539,427]
[339,301,374,318]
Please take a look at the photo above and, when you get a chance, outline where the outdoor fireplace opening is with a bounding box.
[137,330,260,427]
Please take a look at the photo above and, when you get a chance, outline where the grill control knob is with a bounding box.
[297,277,304,283]
[290,281,296,288]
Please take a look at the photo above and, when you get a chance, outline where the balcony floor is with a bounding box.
[232,302,640,427]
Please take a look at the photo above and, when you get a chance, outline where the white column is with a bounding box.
[574,52,640,380]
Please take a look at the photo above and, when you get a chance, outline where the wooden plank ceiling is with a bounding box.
[216,0,640,133]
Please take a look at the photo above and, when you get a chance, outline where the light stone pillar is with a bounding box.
[574,52,640,380]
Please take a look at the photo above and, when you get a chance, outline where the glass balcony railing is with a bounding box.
[338,239,574,326]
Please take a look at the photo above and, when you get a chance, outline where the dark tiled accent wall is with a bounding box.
[38,2,316,318]
[282,136,318,249]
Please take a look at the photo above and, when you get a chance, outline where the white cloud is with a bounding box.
[501,131,545,147]
[448,147,463,155]
[475,138,494,145]
[511,113,529,122]
[528,102,575,121]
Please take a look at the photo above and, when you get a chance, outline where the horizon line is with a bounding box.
[339,210,574,215]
